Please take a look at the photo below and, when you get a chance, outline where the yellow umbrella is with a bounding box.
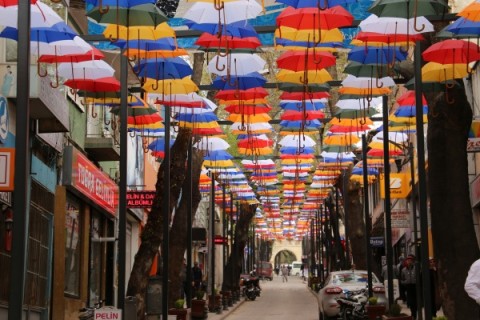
[178,121,219,129]
[237,147,273,156]
[350,39,413,47]
[275,26,343,43]
[390,114,428,124]
[280,158,315,165]
[203,159,235,167]
[323,134,360,146]
[220,98,269,105]
[103,23,176,40]
[143,77,198,94]
[422,62,470,82]
[458,1,480,21]
[276,69,332,84]
[278,131,317,136]
[338,86,391,95]
[124,48,188,59]
[227,113,271,123]
[329,117,373,126]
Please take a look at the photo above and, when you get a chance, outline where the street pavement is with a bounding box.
[206,274,318,320]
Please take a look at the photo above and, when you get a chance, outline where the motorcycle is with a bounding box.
[336,288,368,320]
[241,275,261,301]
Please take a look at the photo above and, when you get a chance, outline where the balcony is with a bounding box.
[85,108,120,162]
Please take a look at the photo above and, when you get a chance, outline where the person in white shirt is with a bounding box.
[465,258,480,305]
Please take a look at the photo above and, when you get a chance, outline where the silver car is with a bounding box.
[317,270,387,320]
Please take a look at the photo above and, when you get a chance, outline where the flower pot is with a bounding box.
[168,308,188,320]
[366,305,386,320]
[208,294,222,312]
[191,299,208,320]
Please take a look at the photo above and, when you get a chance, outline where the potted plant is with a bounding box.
[382,303,412,320]
[191,290,208,320]
[208,289,222,312]
[168,299,187,320]
[365,296,386,320]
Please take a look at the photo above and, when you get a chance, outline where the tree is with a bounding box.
[126,128,191,319]
[221,204,257,292]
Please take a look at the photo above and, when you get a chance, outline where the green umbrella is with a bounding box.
[88,3,168,27]
[343,61,391,78]
[404,77,460,90]
[368,0,448,19]
[334,108,378,119]
[278,82,331,92]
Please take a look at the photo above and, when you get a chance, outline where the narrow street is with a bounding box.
[209,275,318,320]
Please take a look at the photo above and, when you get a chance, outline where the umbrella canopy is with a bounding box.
[57,60,115,79]
[368,0,448,19]
[224,104,272,114]
[422,39,480,64]
[422,62,470,82]
[0,2,63,28]
[0,21,77,43]
[207,53,266,76]
[279,134,317,147]
[87,3,168,27]
[215,87,269,101]
[457,0,480,22]
[276,69,333,84]
[142,77,199,94]
[359,14,434,34]
[275,26,344,43]
[212,72,266,90]
[184,20,258,38]
[195,33,262,50]
[277,50,336,71]
[281,110,325,121]
[276,6,354,30]
[183,0,263,25]
[64,76,121,92]
[348,46,408,64]
[102,23,175,40]
[276,0,356,8]
[133,57,192,79]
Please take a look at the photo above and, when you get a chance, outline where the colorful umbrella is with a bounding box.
[183,0,263,25]
[207,53,266,76]
[87,3,168,27]
[212,72,266,90]
[422,39,480,65]
[64,76,121,92]
[133,57,192,79]
[422,62,469,82]
[276,6,354,30]
[215,88,269,101]
[195,33,262,50]
[277,50,336,71]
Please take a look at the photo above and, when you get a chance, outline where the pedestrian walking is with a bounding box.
[401,254,417,320]
[281,264,289,282]
[397,256,407,302]
[192,262,203,293]
[465,258,480,315]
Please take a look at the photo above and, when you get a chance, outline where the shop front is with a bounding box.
[52,146,118,320]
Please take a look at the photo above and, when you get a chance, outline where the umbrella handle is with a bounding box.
[151,79,159,91]
[111,115,117,131]
[317,0,328,10]
[108,23,119,43]
[214,0,225,11]
[129,130,136,138]
[49,60,60,88]
[215,55,226,72]
[104,107,111,126]
[375,77,383,89]
[91,104,98,118]
[143,137,150,153]
[445,87,455,105]
[413,1,425,32]
[98,0,110,14]
[37,44,48,77]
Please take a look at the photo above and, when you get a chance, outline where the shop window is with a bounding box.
[89,213,104,307]
[64,197,81,297]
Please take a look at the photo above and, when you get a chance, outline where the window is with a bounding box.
[89,213,104,307]
[64,197,81,297]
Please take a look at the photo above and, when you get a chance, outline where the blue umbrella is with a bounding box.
[280,101,325,110]
[134,57,192,79]
[0,21,77,42]
[280,146,316,154]
[112,37,177,50]
[276,0,356,8]
[279,119,323,129]
[352,167,379,175]
[86,0,154,8]
[394,105,428,117]
[212,72,266,90]
[446,17,480,36]
[148,138,175,151]
[348,46,408,64]
[203,149,233,161]
[175,112,218,123]
[184,20,258,38]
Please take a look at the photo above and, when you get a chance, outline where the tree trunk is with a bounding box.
[221,204,256,292]
[426,85,480,319]
[168,148,204,307]
[126,128,192,320]
[325,195,346,270]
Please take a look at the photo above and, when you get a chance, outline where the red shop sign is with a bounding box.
[63,146,118,216]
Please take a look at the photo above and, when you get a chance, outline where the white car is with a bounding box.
[317,270,387,320]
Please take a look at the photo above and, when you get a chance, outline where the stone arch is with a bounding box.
[270,240,303,266]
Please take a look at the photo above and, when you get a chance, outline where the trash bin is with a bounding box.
[125,296,137,320]
[147,276,162,315]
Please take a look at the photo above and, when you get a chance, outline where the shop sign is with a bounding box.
[390,210,410,228]
[0,148,14,191]
[94,307,122,319]
[63,146,118,216]
[467,119,480,152]
[370,236,384,247]
[380,173,410,199]
[214,235,227,245]
[127,191,155,208]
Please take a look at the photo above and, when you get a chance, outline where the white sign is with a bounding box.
[94,307,122,319]
[384,279,400,301]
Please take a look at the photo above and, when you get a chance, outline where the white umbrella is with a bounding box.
[231,122,272,132]
[341,74,396,88]
[183,0,263,25]
[359,14,434,35]
[372,132,409,144]
[32,36,93,56]
[207,53,266,76]
[57,60,115,79]
[336,97,383,110]
[195,136,230,151]
[0,2,64,28]
[278,134,317,147]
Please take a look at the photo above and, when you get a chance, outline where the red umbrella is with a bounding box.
[280,91,330,100]
[277,50,336,71]
[422,39,480,65]
[195,33,261,50]
[396,90,427,105]
[1,0,36,6]
[355,31,424,44]
[281,110,325,120]
[237,137,273,148]
[38,47,104,63]
[215,88,269,100]
[192,127,223,135]
[328,123,371,133]
[276,6,354,30]
[224,104,272,114]
[64,76,121,92]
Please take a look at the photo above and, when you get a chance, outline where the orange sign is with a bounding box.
[380,173,410,199]
[0,148,14,191]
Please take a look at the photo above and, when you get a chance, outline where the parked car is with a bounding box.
[257,261,273,280]
[317,270,386,320]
